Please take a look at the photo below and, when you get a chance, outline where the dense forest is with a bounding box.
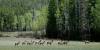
[0,0,100,41]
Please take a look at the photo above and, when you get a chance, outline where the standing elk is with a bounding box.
[58,40,68,45]
[15,41,20,46]
[22,42,26,45]
[39,41,45,45]
[63,41,68,45]
[27,42,33,45]
[31,41,35,45]
[85,40,90,44]
[58,41,63,45]
[35,40,42,45]
[47,40,53,45]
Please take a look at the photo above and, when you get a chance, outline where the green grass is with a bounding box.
[0,43,100,50]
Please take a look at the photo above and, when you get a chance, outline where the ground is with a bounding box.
[0,37,100,50]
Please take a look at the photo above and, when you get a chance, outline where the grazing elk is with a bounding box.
[47,40,53,45]
[15,41,20,46]
[58,41,63,45]
[85,40,90,44]
[58,40,68,45]
[31,41,35,44]
[39,41,45,45]
[22,42,26,45]
[63,41,68,45]
[27,42,33,45]
[35,40,42,45]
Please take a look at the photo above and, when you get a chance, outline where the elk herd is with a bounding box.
[14,40,68,46]
[15,39,90,46]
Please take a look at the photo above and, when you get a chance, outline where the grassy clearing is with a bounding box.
[0,37,100,50]
[0,44,100,50]
[0,38,100,50]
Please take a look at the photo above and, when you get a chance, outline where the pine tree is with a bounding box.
[56,0,66,39]
[69,0,81,40]
[88,0,96,41]
[46,0,58,38]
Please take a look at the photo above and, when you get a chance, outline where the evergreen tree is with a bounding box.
[69,0,81,40]
[88,0,96,41]
[56,0,68,40]
[46,0,57,38]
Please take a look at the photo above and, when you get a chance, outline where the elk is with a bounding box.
[15,41,20,46]
[47,40,53,45]
[58,41,63,45]
[31,41,35,45]
[39,41,45,45]
[35,40,42,45]
[27,42,33,45]
[22,42,26,45]
[63,41,68,45]
[85,40,90,44]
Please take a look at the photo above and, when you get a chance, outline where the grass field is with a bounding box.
[0,45,99,50]
[0,44,100,50]
[0,37,100,50]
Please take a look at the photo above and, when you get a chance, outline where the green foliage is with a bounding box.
[0,0,41,31]
[32,7,48,31]
[94,0,100,32]
[46,0,58,38]
[56,0,68,39]
[0,0,100,41]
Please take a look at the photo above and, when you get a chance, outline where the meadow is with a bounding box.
[0,37,100,50]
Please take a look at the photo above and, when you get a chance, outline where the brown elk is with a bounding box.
[63,41,68,45]
[85,40,90,44]
[35,40,42,45]
[47,40,53,45]
[22,42,26,45]
[27,42,33,45]
[39,41,45,45]
[58,41,63,45]
[58,40,68,45]
[15,41,20,46]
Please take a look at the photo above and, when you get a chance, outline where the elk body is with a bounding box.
[15,41,20,46]
[47,40,53,45]
[85,40,90,44]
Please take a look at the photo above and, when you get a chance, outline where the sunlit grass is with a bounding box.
[0,41,100,50]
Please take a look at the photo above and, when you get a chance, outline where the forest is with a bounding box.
[0,0,100,42]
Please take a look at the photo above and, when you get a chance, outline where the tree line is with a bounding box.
[46,0,100,41]
[0,0,100,41]
[0,0,48,32]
